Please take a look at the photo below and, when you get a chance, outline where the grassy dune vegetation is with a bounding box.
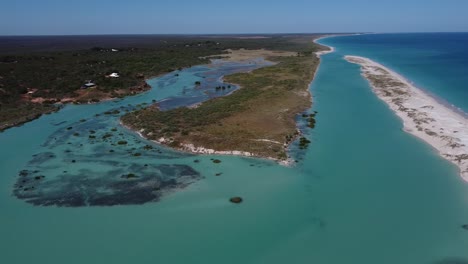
[0,34,323,131]
[121,38,324,160]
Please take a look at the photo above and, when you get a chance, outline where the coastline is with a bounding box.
[313,33,368,56]
[315,46,335,57]
[313,36,336,57]
[120,45,325,166]
[0,79,152,132]
[0,106,60,132]
[120,120,294,166]
[117,53,297,166]
[346,55,468,181]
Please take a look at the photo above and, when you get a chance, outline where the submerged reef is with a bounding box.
[13,110,201,207]
[14,164,200,207]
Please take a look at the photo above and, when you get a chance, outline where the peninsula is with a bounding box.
[121,36,328,162]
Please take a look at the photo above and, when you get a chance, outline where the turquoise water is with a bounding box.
[1,34,468,263]
[6,60,269,207]
[321,33,468,113]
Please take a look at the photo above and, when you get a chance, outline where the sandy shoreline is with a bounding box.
[346,55,468,181]
[314,36,335,57]
[120,118,295,166]
[313,33,367,57]
[315,46,335,57]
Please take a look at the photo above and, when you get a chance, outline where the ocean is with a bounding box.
[321,33,468,113]
[0,33,468,263]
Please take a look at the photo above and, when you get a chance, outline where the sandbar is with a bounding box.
[346,55,468,181]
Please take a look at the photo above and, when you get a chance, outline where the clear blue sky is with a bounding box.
[1,0,467,35]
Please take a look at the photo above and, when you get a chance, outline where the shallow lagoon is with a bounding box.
[1,36,468,263]
[4,59,269,207]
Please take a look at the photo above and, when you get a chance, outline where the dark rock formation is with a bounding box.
[230,197,243,204]
[14,164,201,207]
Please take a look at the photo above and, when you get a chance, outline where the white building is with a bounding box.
[82,82,96,89]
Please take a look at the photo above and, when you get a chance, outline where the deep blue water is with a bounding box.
[322,33,468,113]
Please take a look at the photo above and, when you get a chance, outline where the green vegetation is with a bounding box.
[298,137,311,149]
[0,103,58,131]
[121,36,325,160]
[304,111,317,128]
[143,144,153,150]
[121,173,138,179]
[1,34,325,131]
[102,133,113,139]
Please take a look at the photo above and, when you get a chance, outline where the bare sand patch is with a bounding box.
[207,49,297,62]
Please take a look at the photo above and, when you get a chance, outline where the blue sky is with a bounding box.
[1,0,467,35]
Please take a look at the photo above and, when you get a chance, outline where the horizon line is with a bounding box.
[1,31,468,37]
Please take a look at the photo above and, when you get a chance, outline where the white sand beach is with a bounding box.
[313,35,337,57]
[120,122,295,166]
[346,55,468,181]
[315,46,335,57]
